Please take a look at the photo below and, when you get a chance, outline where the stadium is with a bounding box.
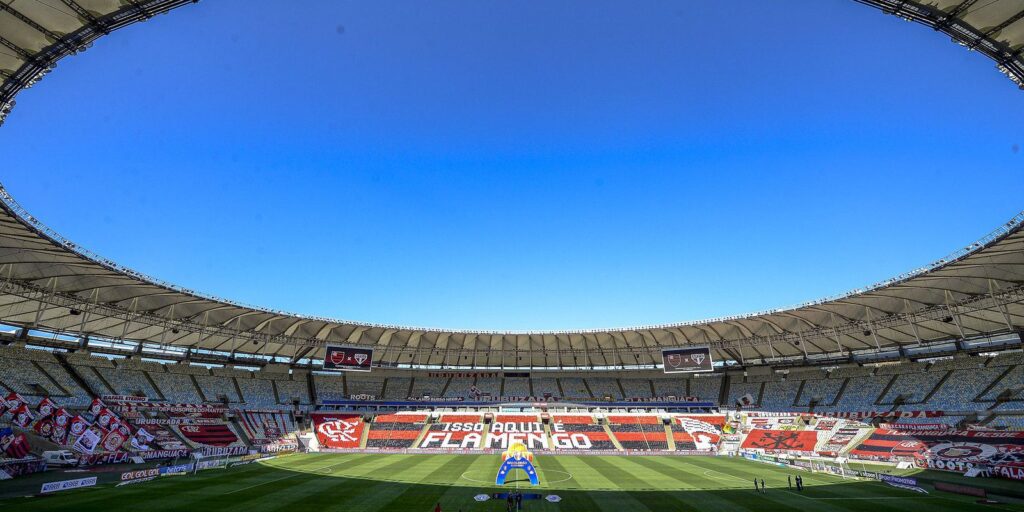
[1,0,1024,511]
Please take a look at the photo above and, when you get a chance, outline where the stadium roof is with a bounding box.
[0,0,1022,368]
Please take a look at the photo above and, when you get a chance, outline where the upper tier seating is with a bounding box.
[503,377,530,397]
[383,377,412,399]
[759,379,800,411]
[194,374,242,402]
[587,378,622,399]
[559,378,590,399]
[236,375,277,406]
[313,373,346,402]
[147,369,203,403]
[531,377,559,397]
[275,376,311,405]
[726,381,761,406]
[620,378,652,399]
[689,376,722,402]
[650,377,687,398]
[474,376,501,397]
[346,375,385,398]
[409,377,447,398]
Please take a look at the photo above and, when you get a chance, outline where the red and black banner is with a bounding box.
[850,429,1024,468]
[741,429,818,453]
[323,345,373,372]
[177,424,239,447]
[311,413,364,449]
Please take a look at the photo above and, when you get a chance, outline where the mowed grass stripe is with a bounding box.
[5,454,1020,512]
[372,455,482,511]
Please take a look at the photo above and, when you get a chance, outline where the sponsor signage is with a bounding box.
[323,345,373,372]
[160,462,195,475]
[662,347,714,373]
[40,476,97,494]
[121,468,160,481]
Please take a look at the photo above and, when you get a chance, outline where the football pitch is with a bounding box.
[2,453,1023,511]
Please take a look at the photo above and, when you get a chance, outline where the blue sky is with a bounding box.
[0,0,1021,331]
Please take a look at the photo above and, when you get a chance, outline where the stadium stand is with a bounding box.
[346,375,385,398]
[236,409,297,444]
[795,377,842,408]
[880,365,944,404]
[550,416,615,450]
[607,415,668,450]
[366,414,428,448]
[409,376,447,399]
[443,376,475,398]
[236,375,279,407]
[531,377,560,397]
[147,368,204,403]
[558,377,590,399]
[382,377,412,399]
[688,375,722,402]
[194,374,242,403]
[650,377,687,399]
[726,381,761,407]
[95,365,160,399]
[313,373,346,402]
[502,376,530,397]
[925,367,1006,411]
[274,376,311,405]
[758,379,801,411]
[620,378,652,399]
[588,378,623,399]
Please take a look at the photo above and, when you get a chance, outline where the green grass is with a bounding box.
[2,453,1022,511]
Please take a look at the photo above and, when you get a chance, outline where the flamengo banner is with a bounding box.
[40,477,97,494]
[662,347,714,373]
[323,345,373,372]
[78,452,134,466]
[312,413,365,448]
[177,424,239,447]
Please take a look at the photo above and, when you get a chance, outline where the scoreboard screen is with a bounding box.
[323,345,374,372]
[662,346,714,373]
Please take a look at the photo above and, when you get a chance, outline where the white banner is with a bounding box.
[40,477,97,494]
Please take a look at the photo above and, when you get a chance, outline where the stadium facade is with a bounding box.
[1,0,1024,502]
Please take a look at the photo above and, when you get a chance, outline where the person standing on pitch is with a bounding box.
[754,478,759,492]
[760,479,765,493]
[788,475,792,489]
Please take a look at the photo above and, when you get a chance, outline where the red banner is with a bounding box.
[311,413,364,449]
[10,403,33,427]
[36,397,57,417]
[1,432,31,458]
[177,424,239,447]
[741,429,818,453]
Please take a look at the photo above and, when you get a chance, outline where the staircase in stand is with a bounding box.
[54,353,98,397]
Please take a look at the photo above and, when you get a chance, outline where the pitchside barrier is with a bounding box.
[319,448,715,457]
